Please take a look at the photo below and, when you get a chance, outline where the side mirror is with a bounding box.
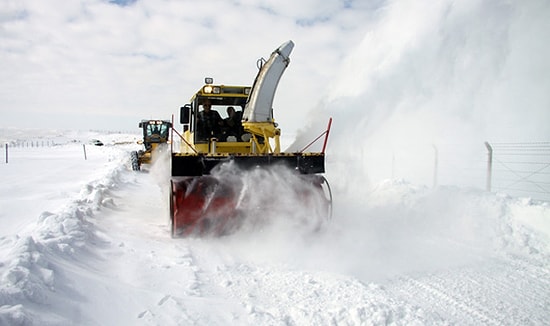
[180,104,191,124]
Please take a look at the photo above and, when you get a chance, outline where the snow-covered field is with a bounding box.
[0,129,548,325]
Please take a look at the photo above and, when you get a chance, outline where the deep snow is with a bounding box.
[2,1,550,324]
[0,129,549,325]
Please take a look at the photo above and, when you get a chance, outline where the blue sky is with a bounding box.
[109,0,137,6]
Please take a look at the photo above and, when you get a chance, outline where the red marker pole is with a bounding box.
[321,117,333,154]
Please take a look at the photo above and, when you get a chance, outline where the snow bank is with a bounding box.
[0,137,135,325]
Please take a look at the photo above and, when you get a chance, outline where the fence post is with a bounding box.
[391,153,395,179]
[432,145,438,188]
[83,144,87,160]
[484,141,493,192]
[4,144,7,164]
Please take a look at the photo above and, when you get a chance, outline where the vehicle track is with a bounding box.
[385,255,550,325]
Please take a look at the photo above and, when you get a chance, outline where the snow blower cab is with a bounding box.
[170,40,332,237]
[131,119,172,171]
[178,79,252,152]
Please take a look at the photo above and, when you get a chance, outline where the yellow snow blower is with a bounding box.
[169,40,332,237]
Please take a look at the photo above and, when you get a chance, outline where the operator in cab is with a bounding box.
[196,100,223,140]
[222,106,244,141]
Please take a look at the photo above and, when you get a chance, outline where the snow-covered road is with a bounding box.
[3,0,550,323]
[2,135,548,325]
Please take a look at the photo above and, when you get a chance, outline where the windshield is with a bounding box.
[146,123,169,139]
[195,101,245,142]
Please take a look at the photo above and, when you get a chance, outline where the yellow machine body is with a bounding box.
[169,41,331,237]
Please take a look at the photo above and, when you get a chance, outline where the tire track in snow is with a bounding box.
[96,168,248,325]
[187,242,444,325]
[504,254,550,286]
[387,255,550,325]
[397,275,503,325]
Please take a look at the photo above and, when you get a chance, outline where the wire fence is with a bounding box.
[4,138,550,202]
[380,141,550,203]
[488,142,550,202]
[3,140,58,148]
[3,142,91,163]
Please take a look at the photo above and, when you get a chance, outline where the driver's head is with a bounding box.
[227,106,235,116]
[203,100,212,111]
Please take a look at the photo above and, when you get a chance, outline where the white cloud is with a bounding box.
[0,0,372,131]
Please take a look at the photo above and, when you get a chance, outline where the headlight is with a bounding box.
[212,86,221,94]
[203,85,213,93]
[244,87,251,95]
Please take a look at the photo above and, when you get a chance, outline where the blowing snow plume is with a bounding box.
[278,0,550,281]
[291,0,550,193]
[200,163,331,237]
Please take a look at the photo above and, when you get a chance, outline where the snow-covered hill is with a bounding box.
[0,129,548,325]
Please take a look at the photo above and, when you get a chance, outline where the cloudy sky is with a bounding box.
[1,0,379,132]
[1,0,548,156]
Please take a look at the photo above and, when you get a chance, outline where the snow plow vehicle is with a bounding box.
[131,119,172,171]
[170,40,332,237]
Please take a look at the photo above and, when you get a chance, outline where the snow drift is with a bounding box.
[2,0,550,324]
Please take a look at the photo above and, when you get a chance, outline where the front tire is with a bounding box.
[130,151,140,171]
[170,180,177,238]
